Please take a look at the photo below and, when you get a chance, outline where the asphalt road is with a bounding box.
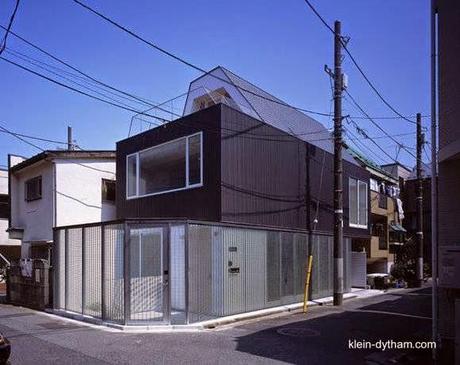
[0,285,433,365]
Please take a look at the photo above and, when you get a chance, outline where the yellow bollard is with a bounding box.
[302,255,313,313]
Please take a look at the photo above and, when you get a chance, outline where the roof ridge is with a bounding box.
[218,66,287,105]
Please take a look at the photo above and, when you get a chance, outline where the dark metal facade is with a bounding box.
[116,104,370,239]
[116,105,222,222]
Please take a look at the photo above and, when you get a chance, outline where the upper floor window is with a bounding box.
[25,176,42,202]
[349,177,368,229]
[102,179,116,203]
[127,132,203,199]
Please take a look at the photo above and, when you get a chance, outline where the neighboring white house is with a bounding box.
[0,168,21,264]
[8,151,116,258]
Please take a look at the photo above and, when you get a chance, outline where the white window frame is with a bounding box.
[349,177,368,229]
[126,132,203,199]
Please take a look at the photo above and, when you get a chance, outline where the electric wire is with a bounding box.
[0,128,73,146]
[0,0,20,55]
[0,56,170,123]
[302,0,418,125]
[344,90,418,161]
[0,24,181,117]
[0,122,115,175]
[72,0,425,122]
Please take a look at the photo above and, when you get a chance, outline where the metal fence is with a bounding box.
[53,220,352,326]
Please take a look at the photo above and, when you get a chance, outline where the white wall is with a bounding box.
[10,160,55,258]
[55,159,116,227]
[0,169,8,194]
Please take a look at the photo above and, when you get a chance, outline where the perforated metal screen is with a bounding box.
[103,224,124,323]
[84,226,102,318]
[53,221,352,326]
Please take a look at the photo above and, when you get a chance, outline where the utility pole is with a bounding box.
[415,113,424,288]
[67,126,74,150]
[333,20,344,306]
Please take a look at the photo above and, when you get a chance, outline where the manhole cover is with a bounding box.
[277,327,320,338]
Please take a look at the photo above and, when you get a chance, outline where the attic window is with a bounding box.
[25,176,42,202]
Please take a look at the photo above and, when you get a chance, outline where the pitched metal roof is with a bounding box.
[215,66,358,164]
[345,144,396,181]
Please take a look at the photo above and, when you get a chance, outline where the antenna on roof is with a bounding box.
[67,126,74,150]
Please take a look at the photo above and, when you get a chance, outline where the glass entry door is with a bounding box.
[129,227,166,323]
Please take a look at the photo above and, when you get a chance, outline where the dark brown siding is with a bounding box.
[116,105,222,221]
[437,0,460,247]
[438,0,460,159]
[220,104,370,237]
[220,105,307,230]
[116,103,370,238]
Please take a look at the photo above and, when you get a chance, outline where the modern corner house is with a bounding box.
[52,67,371,327]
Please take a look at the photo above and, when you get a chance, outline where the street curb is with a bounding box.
[198,293,359,329]
[39,288,394,333]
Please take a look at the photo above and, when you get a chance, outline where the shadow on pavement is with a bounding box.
[234,290,433,364]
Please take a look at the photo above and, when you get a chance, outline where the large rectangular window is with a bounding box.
[127,132,203,198]
[349,178,368,228]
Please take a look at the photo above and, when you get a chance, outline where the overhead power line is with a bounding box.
[302,0,418,125]
[1,12,425,122]
[344,119,400,164]
[0,0,20,56]
[72,0,333,117]
[344,90,418,161]
[0,122,115,175]
[343,126,387,164]
[0,24,181,118]
[0,56,169,123]
[72,0,428,122]
[0,124,43,151]
[0,128,72,146]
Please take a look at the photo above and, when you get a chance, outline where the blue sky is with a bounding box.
[0,0,430,168]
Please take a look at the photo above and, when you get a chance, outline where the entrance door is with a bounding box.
[129,227,165,322]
